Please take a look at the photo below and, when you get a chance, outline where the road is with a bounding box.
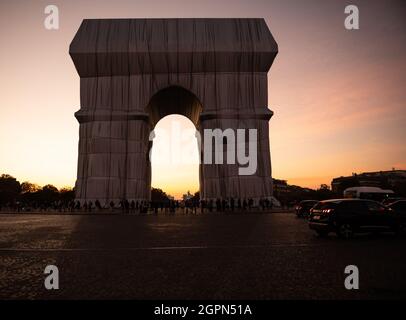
[0,211,405,299]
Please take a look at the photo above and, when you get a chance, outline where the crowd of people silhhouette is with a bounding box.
[0,174,279,214]
[65,196,274,215]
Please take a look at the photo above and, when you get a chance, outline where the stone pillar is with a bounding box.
[75,118,126,205]
[75,109,151,206]
[199,110,273,203]
[124,119,152,202]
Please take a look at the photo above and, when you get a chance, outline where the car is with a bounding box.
[387,200,406,234]
[295,200,318,218]
[382,197,405,206]
[308,199,398,239]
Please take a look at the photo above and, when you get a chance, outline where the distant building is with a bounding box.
[331,170,406,195]
[272,179,289,198]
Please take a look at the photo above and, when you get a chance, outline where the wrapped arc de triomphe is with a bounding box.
[69,18,278,205]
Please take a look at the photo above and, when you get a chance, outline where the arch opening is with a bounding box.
[146,86,202,200]
[150,115,200,200]
[145,86,203,128]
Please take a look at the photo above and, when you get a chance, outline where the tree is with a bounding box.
[314,184,335,200]
[151,188,170,203]
[0,174,78,209]
[59,187,75,203]
[21,181,41,194]
[36,184,59,204]
[0,174,21,205]
[19,181,41,206]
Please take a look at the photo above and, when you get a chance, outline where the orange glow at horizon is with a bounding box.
[151,115,200,199]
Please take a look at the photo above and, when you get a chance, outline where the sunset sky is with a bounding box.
[0,0,405,199]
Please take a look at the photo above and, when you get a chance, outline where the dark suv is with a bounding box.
[308,199,398,238]
[382,198,405,206]
[295,200,318,218]
[387,200,406,234]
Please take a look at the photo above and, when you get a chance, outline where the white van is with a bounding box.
[343,186,394,202]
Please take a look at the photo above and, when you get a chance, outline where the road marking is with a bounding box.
[0,243,324,252]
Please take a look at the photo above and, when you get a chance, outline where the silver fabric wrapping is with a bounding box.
[70,18,278,205]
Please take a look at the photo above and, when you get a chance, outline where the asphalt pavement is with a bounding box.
[0,211,405,299]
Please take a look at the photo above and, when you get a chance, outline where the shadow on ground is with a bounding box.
[1,212,406,299]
